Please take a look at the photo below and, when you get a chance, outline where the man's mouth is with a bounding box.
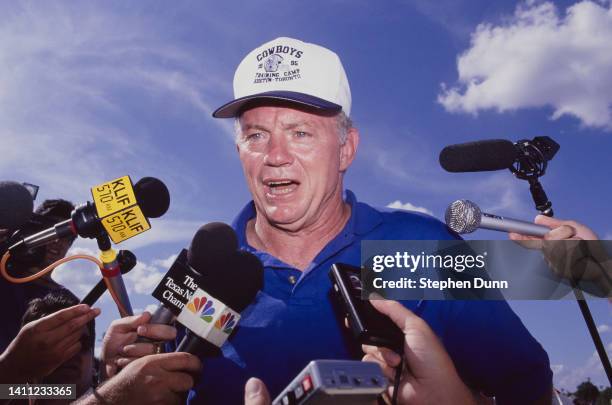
[263,179,300,196]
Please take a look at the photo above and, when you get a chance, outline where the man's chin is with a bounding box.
[262,208,308,230]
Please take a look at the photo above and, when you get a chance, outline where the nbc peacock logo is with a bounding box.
[186,296,216,323]
[215,313,237,334]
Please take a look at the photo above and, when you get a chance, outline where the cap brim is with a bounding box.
[212,91,342,118]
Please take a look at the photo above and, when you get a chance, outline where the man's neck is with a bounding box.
[246,197,351,271]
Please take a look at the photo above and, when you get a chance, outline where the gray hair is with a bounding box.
[234,111,353,145]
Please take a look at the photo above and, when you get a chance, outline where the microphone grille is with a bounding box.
[445,200,481,234]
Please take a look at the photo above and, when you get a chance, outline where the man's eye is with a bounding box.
[295,131,310,138]
[245,132,263,141]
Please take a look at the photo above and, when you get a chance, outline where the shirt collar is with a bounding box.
[231,189,382,251]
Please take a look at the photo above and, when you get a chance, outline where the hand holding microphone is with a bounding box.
[509,215,611,296]
[446,200,611,296]
[101,311,177,379]
[75,352,202,405]
[361,299,474,405]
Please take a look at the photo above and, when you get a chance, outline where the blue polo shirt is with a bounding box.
[183,190,552,404]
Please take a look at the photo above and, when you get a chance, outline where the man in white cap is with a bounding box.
[182,37,565,404]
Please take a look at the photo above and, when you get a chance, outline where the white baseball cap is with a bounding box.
[212,37,351,118]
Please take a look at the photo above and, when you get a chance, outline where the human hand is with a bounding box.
[362,299,473,405]
[101,311,177,378]
[509,215,611,295]
[80,352,201,405]
[0,304,100,383]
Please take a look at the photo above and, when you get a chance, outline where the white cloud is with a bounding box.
[53,240,176,300]
[119,220,203,250]
[362,137,529,217]
[550,364,564,374]
[439,1,612,130]
[52,244,108,298]
[124,261,165,295]
[405,0,480,39]
[357,120,531,218]
[152,254,179,270]
[387,200,434,216]
[597,324,610,333]
[0,3,232,203]
[554,341,612,390]
[132,304,158,314]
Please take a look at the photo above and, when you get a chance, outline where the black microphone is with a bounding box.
[8,177,170,253]
[144,223,239,337]
[0,181,34,231]
[439,139,518,172]
[81,250,137,306]
[175,250,263,356]
[445,199,549,236]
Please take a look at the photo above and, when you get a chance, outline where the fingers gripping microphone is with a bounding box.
[145,223,240,337]
[445,200,549,237]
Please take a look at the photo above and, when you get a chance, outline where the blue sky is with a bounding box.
[1,0,610,391]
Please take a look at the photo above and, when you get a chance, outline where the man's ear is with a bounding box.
[340,127,359,172]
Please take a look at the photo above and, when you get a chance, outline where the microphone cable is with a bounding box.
[0,250,129,316]
[392,357,403,405]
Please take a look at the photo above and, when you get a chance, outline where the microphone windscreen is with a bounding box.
[185,222,263,312]
[439,139,518,172]
[187,222,239,270]
[200,250,263,312]
[0,181,34,230]
[134,177,170,218]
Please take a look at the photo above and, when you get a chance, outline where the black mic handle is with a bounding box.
[150,304,175,324]
[81,279,106,306]
[176,331,220,357]
[175,331,219,405]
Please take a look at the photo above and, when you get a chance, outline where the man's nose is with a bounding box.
[264,134,293,167]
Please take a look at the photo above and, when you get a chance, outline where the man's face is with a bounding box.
[237,105,357,231]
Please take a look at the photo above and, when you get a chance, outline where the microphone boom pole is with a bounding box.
[441,136,611,385]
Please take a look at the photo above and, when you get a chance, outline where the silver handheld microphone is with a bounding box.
[445,200,549,237]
